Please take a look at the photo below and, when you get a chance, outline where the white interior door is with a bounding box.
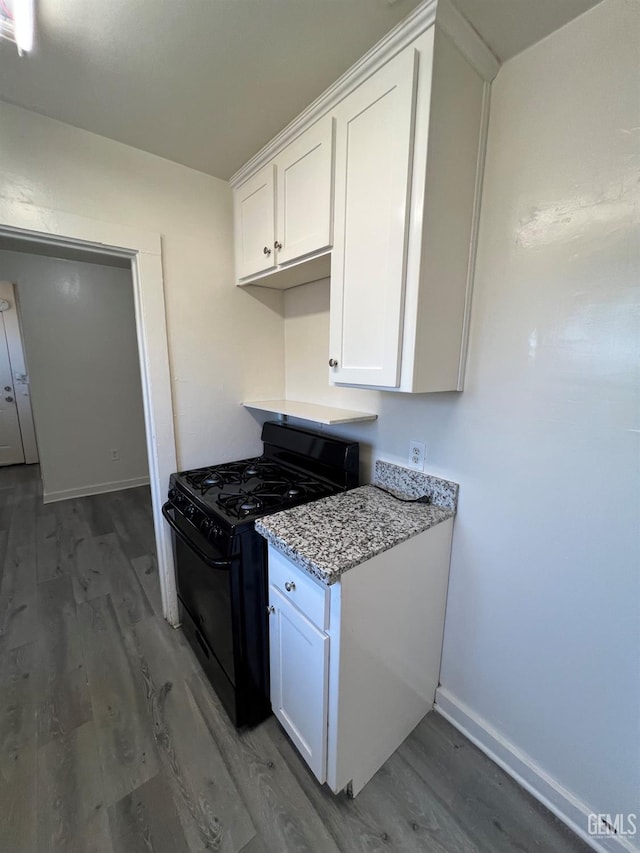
[0,303,25,466]
[0,281,38,465]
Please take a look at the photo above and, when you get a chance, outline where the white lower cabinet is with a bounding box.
[266,515,454,796]
[269,586,329,782]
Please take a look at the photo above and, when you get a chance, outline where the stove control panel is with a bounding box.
[168,487,186,510]
[168,487,228,551]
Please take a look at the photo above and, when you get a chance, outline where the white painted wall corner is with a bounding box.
[435,688,639,853]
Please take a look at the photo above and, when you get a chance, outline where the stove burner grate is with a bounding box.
[186,465,242,491]
[184,457,302,495]
[215,478,332,519]
[217,488,284,518]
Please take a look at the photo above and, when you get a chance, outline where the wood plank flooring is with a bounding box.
[0,463,590,853]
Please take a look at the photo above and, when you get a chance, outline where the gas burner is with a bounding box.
[201,472,231,489]
[217,488,283,519]
[240,460,290,482]
[185,464,244,492]
[274,479,331,501]
[241,461,266,478]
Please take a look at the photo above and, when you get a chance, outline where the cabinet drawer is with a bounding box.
[268,546,328,631]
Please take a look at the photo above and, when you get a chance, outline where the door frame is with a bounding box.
[0,280,39,464]
[0,201,179,625]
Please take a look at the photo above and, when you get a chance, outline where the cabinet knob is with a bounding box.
[274,241,282,250]
[267,605,275,614]
[263,246,271,256]
[284,581,296,592]
[328,358,338,368]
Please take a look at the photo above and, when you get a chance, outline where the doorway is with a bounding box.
[0,206,178,625]
[0,246,149,503]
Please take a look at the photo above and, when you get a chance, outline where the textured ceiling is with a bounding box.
[0,0,603,180]
[454,0,603,63]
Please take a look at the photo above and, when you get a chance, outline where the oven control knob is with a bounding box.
[200,517,213,533]
[185,504,197,521]
[168,488,176,501]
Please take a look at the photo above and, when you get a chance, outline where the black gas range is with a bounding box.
[163,421,359,727]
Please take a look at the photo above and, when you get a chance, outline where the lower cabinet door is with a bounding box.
[269,585,329,783]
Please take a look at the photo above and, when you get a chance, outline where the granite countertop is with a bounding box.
[255,461,458,586]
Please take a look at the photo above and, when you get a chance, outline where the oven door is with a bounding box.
[162,502,238,688]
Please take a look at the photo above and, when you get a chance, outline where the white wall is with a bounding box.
[0,250,149,500]
[0,100,285,472]
[0,0,636,839]
[283,0,639,842]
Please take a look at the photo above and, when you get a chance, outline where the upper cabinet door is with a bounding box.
[329,48,418,388]
[275,115,334,266]
[234,164,276,280]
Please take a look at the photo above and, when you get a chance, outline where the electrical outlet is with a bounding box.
[408,440,425,471]
[110,449,120,462]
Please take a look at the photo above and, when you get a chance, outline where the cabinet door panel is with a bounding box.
[277,116,334,265]
[269,586,328,783]
[330,48,418,387]
[234,164,276,279]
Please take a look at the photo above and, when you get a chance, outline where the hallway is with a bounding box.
[0,465,588,852]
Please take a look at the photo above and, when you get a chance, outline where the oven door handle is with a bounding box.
[162,502,233,570]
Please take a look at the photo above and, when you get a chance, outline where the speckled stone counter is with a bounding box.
[374,460,458,509]
[255,463,458,586]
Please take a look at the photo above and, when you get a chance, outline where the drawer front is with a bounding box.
[268,546,328,630]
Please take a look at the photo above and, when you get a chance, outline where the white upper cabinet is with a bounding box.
[233,116,334,285]
[329,25,490,392]
[329,47,418,388]
[234,164,276,280]
[276,115,334,266]
[230,0,498,388]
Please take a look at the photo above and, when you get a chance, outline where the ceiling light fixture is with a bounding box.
[0,0,34,55]
[14,0,34,53]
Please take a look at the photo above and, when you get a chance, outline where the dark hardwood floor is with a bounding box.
[0,463,589,852]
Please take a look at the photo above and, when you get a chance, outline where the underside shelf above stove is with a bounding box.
[242,399,377,426]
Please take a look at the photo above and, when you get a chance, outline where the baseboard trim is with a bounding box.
[435,687,638,853]
[43,476,150,504]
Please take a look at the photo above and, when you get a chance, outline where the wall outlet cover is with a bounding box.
[408,440,426,471]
